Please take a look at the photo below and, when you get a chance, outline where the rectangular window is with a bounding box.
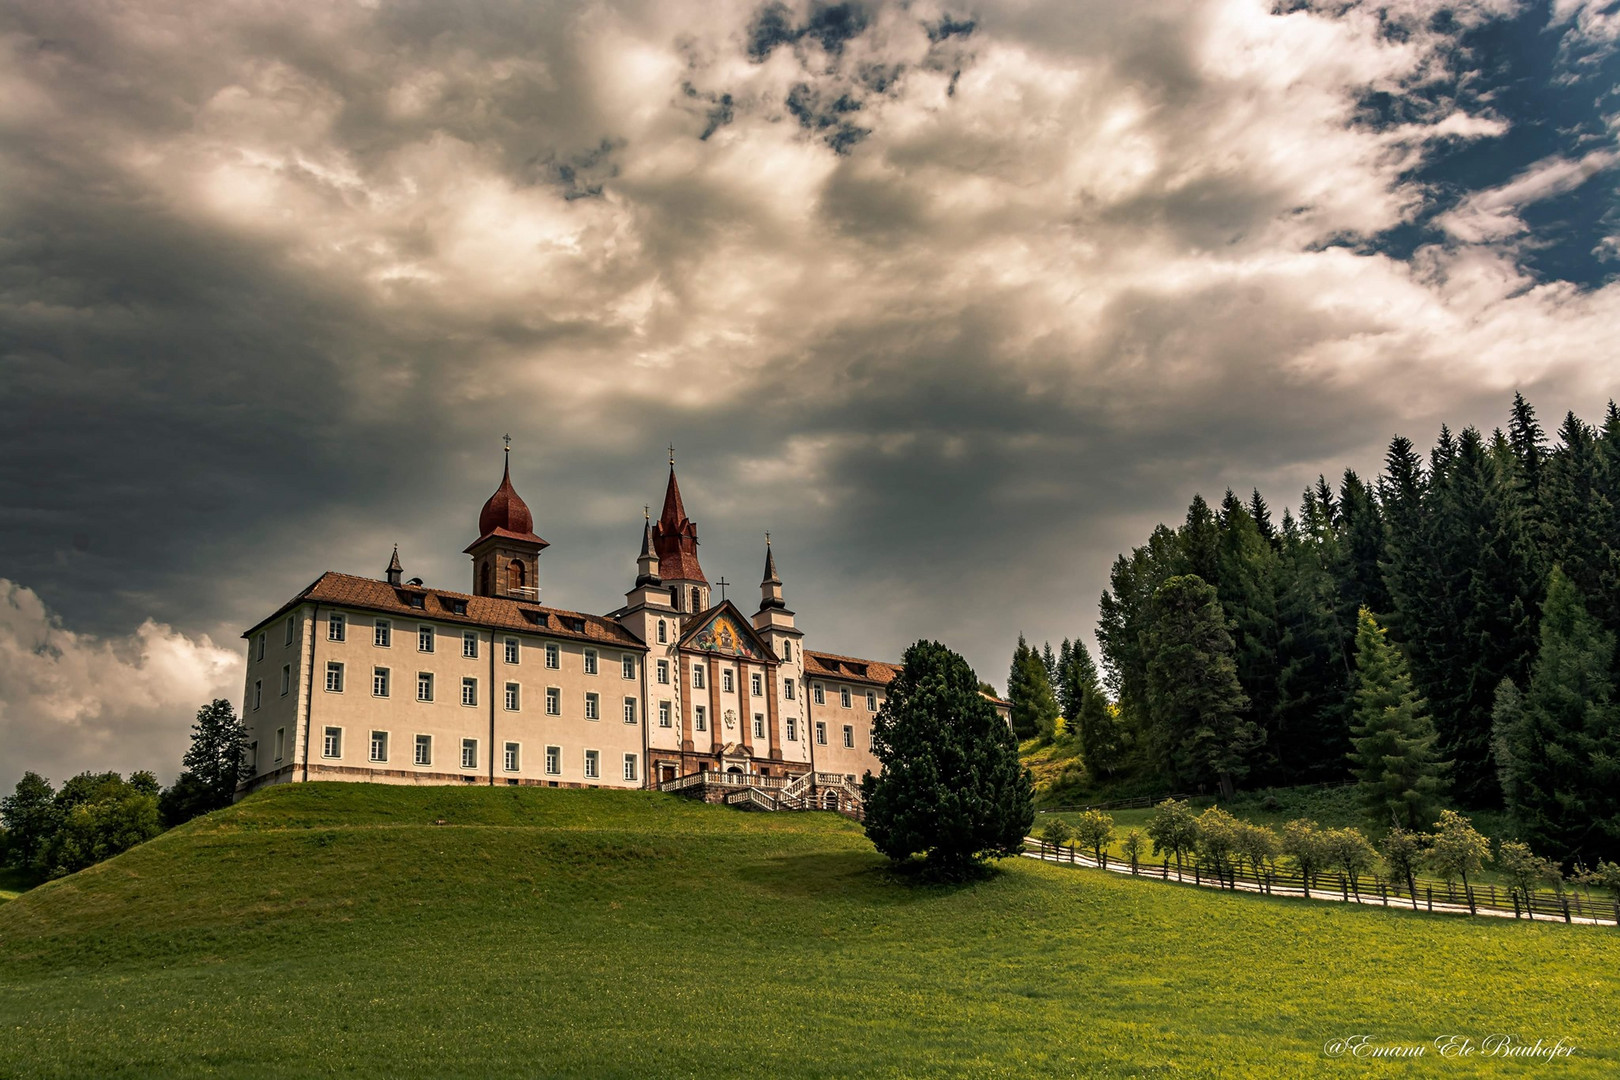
[751,673,762,697]
[370,730,388,762]
[461,738,478,770]
[248,741,257,771]
[693,664,705,690]
[813,684,825,705]
[545,745,561,775]
[623,754,638,782]
[504,637,520,665]
[373,667,390,697]
[252,680,263,710]
[843,724,854,748]
[657,659,670,685]
[409,594,425,610]
[752,714,764,739]
[584,749,600,779]
[622,654,635,679]
[280,664,291,696]
[328,613,345,642]
[256,632,266,662]
[463,631,479,659]
[417,672,434,702]
[461,677,478,707]
[840,687,852,709]
[867,691,877,711]
[815,721,827,745]
[545,642,560,669]
[546,687,561,715]
[659,701,672,728]
[623,698,637,725]
[585,692,600,720]
[322,726,342,758]
[505,682,520,711]
[584,649,598,675]
[722,669,734,693]
[504,742,520,772]
[325,662,344,693]
[284,616,295,646]
[784,678,795,701]
[415,734,432,766]
[418,625,434,652]
[786,717,798,742]
[274,727,286,761]
[374,620,391,648]
[695,705,707,732]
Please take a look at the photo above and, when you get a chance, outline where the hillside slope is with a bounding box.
[0,784,1613,1078]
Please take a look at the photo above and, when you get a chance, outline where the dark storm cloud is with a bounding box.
[2,0,1618,789]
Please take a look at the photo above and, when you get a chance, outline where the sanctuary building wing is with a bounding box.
[235,454,1008,810]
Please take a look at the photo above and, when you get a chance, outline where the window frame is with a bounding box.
[752,713,764,740]
[623,697,637,725]
[840,687,852,709]
[751,672,762,697]
[693,664,705,690]
[657,619,667,644]
[461,738,478,770]
[461,677,478,708]
[505,682,520,711]
[274,726,286,762]
[252,679,263,711]
[621,654,635,680]
[722,669,734,694]
[583,749,600,779]
[373,667,390,698]
[462,630,479,660]
[374,619,391,648]
[843,724,854,748]
[657,659,670,685]
[623,754,638,782]
[584,691,600,720]
[815,720,827,745]
[695,705,707,732]
[545,642,560,669]
[658,700,672,728]
[322,725,343,759]
[813,683,825,705]
[370,730,389,763]
[504,637,520,665]
[415,733,432,766]
[280,664,291,696]
[786,717,798,742]
[418,625,435,653]
[545,745,561,775]
[546,686,561,715]
[256,632,267,662]
[584,648,599,675]
[284,616,296,646]
[328,613,345,642]
[417,671,434,702]
[325,661,344,694]
[504,742,520,773]
[867,691,877,711]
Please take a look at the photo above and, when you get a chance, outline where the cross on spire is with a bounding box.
[668,444,676,467]
[716,576,730,602]
[503,433,512,454]
[644,504,650,522]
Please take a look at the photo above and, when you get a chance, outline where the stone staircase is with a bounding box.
[658,769,862,821]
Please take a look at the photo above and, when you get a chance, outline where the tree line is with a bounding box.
[1,700,249,879]
[1008,393,1620,865]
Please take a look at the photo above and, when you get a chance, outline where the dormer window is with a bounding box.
[449,599,468,616]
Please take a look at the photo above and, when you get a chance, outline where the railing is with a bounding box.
[657,770,788,793]
[727,788,778,811]
[1024,838,1620,927]
[778,771,812,809]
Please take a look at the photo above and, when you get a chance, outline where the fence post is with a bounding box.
[1426,886,1433,912]
[1380,880,1387,907]
[1489,885,1496,908]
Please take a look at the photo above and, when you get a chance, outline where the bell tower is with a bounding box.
[652,449,709,614]
[464,437,548,600]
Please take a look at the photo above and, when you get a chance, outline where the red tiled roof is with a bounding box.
[804,650,899,687]
[471,458,547,549]
[652,465,705,583]
[243,572,643,648]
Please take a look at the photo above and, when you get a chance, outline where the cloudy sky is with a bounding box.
[2,0,1618,789]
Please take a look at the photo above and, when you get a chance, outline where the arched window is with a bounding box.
[691,586,701,611]
[657,620,667,644]
[508,559,526,593]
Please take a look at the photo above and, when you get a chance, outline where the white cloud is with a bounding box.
[0,580,241,792]
[1436,149,1620,242]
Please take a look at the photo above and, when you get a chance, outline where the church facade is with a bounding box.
[236,455,994,806]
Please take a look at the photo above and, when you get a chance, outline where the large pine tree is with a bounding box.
[1495,568,1620,863]
[862,640,1035,873]
[1347,609,1447,832]
[1143,575,1258,799]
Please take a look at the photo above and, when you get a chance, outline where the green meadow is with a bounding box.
[1,783,1614,1078]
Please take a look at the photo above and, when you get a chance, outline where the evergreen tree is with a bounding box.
[1497,568,1620,862]
[1055,639,1080,722]
[1336,469,1391,620]
[1143,575,1258,799]
[1007,635,1059,742]
[1098,526,1180,767]
[1271,506,1352,785]
[1069,639,1122,778]
[1507,390,1548,538]
[1041,641,1057,687]
[1248,489,1277,547]
[1347,608,1447,832]
[1543,412,1617,628]
[161,699,248,826]
[862,640,1035,874]
[1214,496,1283,782]
[1176,494,1221,587]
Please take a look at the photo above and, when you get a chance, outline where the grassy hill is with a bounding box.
[1,784,1615,1078]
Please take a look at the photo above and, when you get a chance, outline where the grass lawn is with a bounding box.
[1,783,1615,1078]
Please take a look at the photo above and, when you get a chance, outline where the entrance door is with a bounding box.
[658,763,677,783]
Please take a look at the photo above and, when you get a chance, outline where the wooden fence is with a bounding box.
[1039,780,1356,815]
[1026,839,1619,928]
